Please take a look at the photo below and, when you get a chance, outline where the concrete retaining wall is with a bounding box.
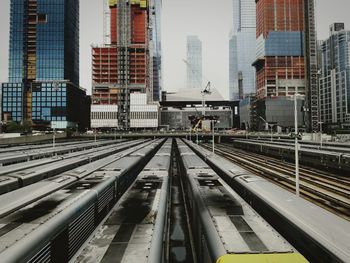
[0,133,67,145]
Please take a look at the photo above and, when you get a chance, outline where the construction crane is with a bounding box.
[182,59,212,117]
[183,59,218,133]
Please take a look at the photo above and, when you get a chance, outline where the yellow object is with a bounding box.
[216,253,308,263]
[130,0,147,8]
[109,0,117,7]
[140,0,147,8]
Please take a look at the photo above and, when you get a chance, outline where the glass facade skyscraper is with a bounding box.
[229,0,256,101]
[320,23,350,125]
[2,0,88,129]
[150,0,162,101]
[186,36,202,89]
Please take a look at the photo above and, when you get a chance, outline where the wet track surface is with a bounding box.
[168,154,194,263]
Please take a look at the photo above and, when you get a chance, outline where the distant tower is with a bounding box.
[230,0,256,99]
[229,32,238,100]
[1,0,88,130]
[186,36,202,89]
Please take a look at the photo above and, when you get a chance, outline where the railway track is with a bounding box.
[202,143,350,221]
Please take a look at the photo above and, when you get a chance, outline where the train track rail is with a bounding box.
[202,143,350,221]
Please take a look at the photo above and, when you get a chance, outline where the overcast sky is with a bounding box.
[0,0,350,99]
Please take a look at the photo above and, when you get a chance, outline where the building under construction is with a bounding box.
[91,0,161,129]
[251,0,318,131]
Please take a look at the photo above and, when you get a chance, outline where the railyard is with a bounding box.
[0,137,349,263]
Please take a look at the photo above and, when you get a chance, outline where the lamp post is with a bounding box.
[290,93,305,196]
[196,129,199,145]
[294,94,300,196]
[286,93,305,196]
[211,120,220,153]
[51,123,56,149]
[318,121,324,148]
[245,122,249,140]
[212,120,215,153]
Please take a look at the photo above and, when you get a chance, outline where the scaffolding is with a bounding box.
[22,0,38,123]
[304,0,319,132]
[92,0,151,129]
[117,0,131,129]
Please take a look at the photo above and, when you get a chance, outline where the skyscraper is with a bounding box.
[91,0,161,129]
[229,0,256,100]
[151,0,162,102]
[319,23,350,126]
[254,0,306,100]
[229,32,238,100]
[186,36,202,89]
[1,0,88,130]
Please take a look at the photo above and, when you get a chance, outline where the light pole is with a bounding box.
[245,122,249,140]
[52,123,56,149]
[196,129,198,145]
[318,121,324,148]
[287,93,305,196]
[211,120,220,153]
[291,93,307,196]
[294,93,300,196]
[212,120,215,153]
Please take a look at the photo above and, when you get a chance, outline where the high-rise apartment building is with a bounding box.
[91,0,161,129]
[254,0,306,100]
[319,23,350,126]
[186,36,202,89]
[229,0,256,100]
[1,0,88,130]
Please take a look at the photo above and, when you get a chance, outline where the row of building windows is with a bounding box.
[130,112,158,119]
[32,101,67,107]
[91,112,118,120]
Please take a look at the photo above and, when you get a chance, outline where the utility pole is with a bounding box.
[52,125,56,149]
[294,94,300,196]
[212,120,215,153]
[318,121,324,148]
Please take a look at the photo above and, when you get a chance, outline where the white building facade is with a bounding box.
[130,93,159,128]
